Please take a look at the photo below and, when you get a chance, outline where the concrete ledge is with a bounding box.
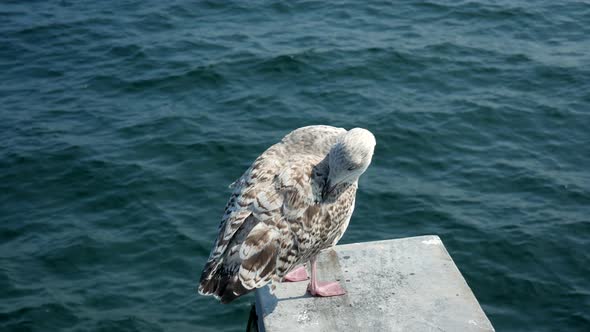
[254,235,494,332]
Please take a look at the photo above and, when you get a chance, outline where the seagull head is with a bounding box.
[323,128,376,199]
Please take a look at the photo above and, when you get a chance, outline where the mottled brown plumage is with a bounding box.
[198,125,375,303]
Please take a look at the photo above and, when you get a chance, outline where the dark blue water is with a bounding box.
[1,1,589,331]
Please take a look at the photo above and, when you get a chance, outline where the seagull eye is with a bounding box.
[347,166,356,171]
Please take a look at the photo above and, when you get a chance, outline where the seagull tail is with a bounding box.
[198,259,252,304]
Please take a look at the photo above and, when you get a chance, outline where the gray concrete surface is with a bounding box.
[255,235,495,332]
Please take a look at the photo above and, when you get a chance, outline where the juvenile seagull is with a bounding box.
[199,125,376,303]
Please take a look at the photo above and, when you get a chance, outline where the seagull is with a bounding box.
[198,125,376,303]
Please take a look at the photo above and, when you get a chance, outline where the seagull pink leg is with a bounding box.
[307,257,346,297]
[283,265,309,282]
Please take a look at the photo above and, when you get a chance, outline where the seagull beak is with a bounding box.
[322,180,336,200]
